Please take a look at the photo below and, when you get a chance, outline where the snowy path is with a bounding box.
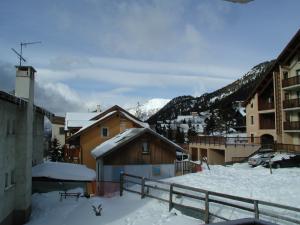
[26,190,201,225]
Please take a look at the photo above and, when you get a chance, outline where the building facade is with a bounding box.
[91,128,181,195]
[0,66,51,225]
[245,29,300,150]
[67,105,149,169]
[51,115,65,146]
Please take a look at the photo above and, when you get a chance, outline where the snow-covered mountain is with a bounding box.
[128,98,170,121]
[147,60,274,134]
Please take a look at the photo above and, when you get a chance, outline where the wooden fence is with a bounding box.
[120,173,300,224]
[175,160,200,175]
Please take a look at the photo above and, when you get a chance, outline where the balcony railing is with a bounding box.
[258,101,274,111]
[260,120,275,129]
[283,121,300,130]
[189,136,261,146]
[283,98,300,109]
[282,75,300,88]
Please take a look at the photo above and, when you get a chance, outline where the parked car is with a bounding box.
[264,153,300,168]
[248,153,274,167]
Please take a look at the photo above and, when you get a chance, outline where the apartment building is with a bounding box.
[245,29,300,150]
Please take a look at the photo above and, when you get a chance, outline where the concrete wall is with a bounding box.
[189,142,260,165]
[0,68,45,225]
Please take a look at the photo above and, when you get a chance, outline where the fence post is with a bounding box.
[120,172,124,196]
[169,184,174,211]
[254,200,259,219]
[204,191,210,224]
[141,177,145,199]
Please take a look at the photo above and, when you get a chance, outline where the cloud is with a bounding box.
[0,62,15,92]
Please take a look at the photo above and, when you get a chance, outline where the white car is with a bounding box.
[248,153,274,167]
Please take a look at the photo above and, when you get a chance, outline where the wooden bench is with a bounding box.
[59,191,81,201]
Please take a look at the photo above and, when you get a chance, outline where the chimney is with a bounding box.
[15,66,36,103]
[96,104,101,112]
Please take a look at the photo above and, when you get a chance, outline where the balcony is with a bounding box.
[283,98,300,109]
[258,101,274,111]
[284,121,300,131]
[282,76,300,89]
[259,113,275,129]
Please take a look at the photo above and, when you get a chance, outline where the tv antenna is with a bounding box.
[11,41,42,66]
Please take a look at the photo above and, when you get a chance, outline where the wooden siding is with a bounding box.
[80,113,137,169]
[103,133,176,165]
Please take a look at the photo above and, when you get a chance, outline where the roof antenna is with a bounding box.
[11,41,42,66]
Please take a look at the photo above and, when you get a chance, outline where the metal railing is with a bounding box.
[283,98,300,109]
[189,136,261,147]
[258,101,274,111]
[120,173,300,224]
[282,75,300,88]
[283,121,300,130]
[274,143,300,153]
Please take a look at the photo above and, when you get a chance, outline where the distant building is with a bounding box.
[244,29,300,151]
[0,66,52,225]
[50,115,65,146]
[66,105,149,169]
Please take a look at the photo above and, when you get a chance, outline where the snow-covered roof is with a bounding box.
[120,111,149,128]
[91,128,183,159]
[69,109,149,140]
[72,111,117,137]
[32,161,96,181]
[65,112,100,130]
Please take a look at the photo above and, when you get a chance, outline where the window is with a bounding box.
[59,127,65,135]
[142,142,150,154]
[152,165,161,176]
[251,116,254,125]
[285,92,289,100]
[250,102,253,108]
[11,170,15,185]
[283,71,289,80]
[297,69,300,76]
[101,127,109,137]
[250,134,254,143]
[5,173,8,188]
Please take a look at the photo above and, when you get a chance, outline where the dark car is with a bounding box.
[264,153,300,168]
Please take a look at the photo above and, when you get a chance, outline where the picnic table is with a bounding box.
[59,191,81,201]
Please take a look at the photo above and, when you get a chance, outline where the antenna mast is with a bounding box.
[11,41,42,66]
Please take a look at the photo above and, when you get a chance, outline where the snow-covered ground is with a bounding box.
[26,189,200,225]
[167,164,300,207]
[27,163,300,225]
[166,164,300,224]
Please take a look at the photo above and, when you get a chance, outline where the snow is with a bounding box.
[26,189,200,225]
[72,111,117,136]
[65,112,100,130]
[120,111,149,128]
[128,98,170,120]
[91,128,183,159]
[166,163,300,208]
[271,152,296,162]
[32,162,96,181]
[91,128,143,158]
[140,98,170,112]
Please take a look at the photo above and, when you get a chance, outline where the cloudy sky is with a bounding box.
[0,0,300,113]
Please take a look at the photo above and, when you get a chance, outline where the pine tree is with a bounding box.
[175,126,185,144]
[49,138,63,162]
